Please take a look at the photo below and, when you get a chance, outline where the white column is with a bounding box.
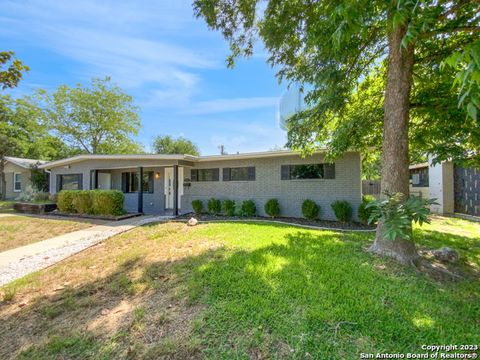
[428,156,454,214]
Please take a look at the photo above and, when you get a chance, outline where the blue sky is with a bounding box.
[0,0,288,155]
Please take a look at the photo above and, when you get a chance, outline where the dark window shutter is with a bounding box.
[212,168,219,181]
[148,172,154,193]
[223,168,231,181]
[56,174,61,192]
[190,169,197,182]
[281,165,290,180]
[324,163,335,179]
[248,167,256,181]
[121,173,127,192]
[78,174,83,190]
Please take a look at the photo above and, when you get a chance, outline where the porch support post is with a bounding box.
[94,170,98,189]
[173,165,179,216]
[138,166,143,213]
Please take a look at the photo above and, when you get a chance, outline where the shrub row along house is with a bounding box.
[39,150,362,220]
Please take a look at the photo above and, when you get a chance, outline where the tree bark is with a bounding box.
[369,22,419,265]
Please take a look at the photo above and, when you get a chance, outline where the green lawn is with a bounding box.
[0,200,14,213]
[0,217,478,359]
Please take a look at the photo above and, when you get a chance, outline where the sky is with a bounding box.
[0,0,289,155]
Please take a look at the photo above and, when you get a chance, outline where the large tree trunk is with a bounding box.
[369,23,419,265]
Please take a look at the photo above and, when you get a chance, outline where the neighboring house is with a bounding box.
[40,150,362,220]
[0,157,48,200]
[409,159,480,218]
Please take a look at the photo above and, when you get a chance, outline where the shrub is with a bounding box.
[302,199,320,220]
[191,200,203,214]
[34,192,50,202]
[15,185,37,202]
[358,195,376,224]
[91,190,124,216]
[264,198,280,218]
[73,191,93,214]
[331,200,353,222]
[57,190,78,213]
[366,192,437,240]
[222,199,236,216]
[207,198,222,215]
[240,200,256,217]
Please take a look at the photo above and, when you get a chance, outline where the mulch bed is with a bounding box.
[50,211,143,221]
[176,213,375,231]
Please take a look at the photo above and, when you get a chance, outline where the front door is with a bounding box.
[164,167,184,210]
[165,168,174,209]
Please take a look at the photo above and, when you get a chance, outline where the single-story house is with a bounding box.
[0,157,48,200]
[39,150,362,220]
[409,158,480,218]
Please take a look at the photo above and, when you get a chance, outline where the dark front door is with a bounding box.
[454,165,480,216]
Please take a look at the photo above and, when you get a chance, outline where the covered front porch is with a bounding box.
[89,162,190,216]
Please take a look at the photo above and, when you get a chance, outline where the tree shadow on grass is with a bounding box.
[0,224,478,359]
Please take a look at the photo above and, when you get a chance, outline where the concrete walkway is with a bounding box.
[0,215,171,286]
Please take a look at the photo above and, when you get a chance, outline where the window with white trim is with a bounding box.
[14,172,22,192]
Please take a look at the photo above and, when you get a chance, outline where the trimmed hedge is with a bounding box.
[222,199,236,216]
[302,199,320,220]
[57,190,125,216]
[91,190,124,216]
[241,200,256,217]
[192,200,203,214]
[331,200,353,222]
[207,198,222,215]
[264,198,280,218]
[57,190,79,213]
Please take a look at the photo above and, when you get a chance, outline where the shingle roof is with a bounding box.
[5,156,48,169]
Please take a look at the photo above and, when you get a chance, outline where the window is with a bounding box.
[190,168,219,182]
[121,171,154,193]
[13,172,22,192]
[410,167,428,187]
[57,174,83,191]
[223,167,255,181]
[281,163,335,180]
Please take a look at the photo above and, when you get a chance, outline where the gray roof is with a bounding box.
[5,156,48,169]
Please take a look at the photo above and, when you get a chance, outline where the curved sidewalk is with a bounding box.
[0,215,170,286]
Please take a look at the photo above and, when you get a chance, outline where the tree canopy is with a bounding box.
[0,51,29,90]
[152,135,200,156]
[40,77,142,154]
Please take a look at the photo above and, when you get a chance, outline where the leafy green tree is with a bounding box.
[194,0,479,264]
[152,135,200,156]
[40,77,142,154]
[0,51,29,90]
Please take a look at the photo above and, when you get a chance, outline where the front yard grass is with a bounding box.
[0,217,478,359]
[0,200,14,214]
[0,215,98,252]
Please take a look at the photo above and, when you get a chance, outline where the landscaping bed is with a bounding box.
[13,202,57,214]
[176,212,375,230]
[50,210,142,221]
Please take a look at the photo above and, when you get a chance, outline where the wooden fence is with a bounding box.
[362,180,381,196]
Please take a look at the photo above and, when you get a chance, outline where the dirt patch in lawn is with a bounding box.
[0,215,101,252]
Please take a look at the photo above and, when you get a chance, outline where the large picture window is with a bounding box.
[58,174,83,191]
[281,163,335,180]
[223,167,255,181]
[13,172,22,192]
[121,171,154,193]
[191,168,219,182]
